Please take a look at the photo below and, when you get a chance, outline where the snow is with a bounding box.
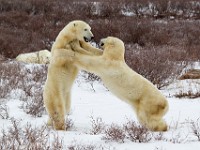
[1,68,200,149]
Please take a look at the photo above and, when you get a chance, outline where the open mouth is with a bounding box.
[84,37,89,42]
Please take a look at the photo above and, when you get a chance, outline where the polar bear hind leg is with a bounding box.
[135,99,168,131]
[64,91,71,115]
[44,92,65,130]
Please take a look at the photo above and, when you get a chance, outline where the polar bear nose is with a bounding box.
[100,42,104,47]
[91,36,94,40]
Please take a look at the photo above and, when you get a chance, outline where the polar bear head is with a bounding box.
[100,36,125,60]
[67,20,94,42]
[38,50,51,64]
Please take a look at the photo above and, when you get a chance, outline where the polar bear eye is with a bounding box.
[84,29,88,31]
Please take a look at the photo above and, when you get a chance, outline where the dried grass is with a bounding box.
[103,124,126,143]
[0,60,47,117]
[123,120,152,143]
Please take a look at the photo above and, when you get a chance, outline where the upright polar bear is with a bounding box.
[43,20,102,130]
[16,50,51,64]
[69,36,169,131]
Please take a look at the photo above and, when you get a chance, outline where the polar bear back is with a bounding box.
[16,52,39,63]
[16,50,51,64]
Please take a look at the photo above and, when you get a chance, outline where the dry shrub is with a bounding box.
[0,55,6,61]
[125,46,185,89]
[191,120,200,141]
[68,144,95,150]
[0,0,199,60]
[90,116,105,135]
[0,119,66,149]
[81,70,101,82]
[0,60,47,117]
[92,19,199,88]
[125,19,172,46]
[175,90,200,99]
[51,134,64,150]
[0,0,199,111]
[167,132,184,143]
[20,94,45,117]
[125,19,152,46]
[19,66,47,117]
[0,104,9,119]
[0,61,24,98]
[0,119,52,150]
[0,1,199,91]
[103,124,126,143]
[124,120,152,143]
[65,117,74,131]
[84,72,101,82]
[102,121,153,143]
[99,119,160,143]
[154,132,164,141]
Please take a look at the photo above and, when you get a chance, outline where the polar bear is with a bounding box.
[43,20,102,130]
[68,36,169,131]
[16,49,51,64]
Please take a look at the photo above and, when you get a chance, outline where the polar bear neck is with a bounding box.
[51,26,76,54]
[103,46,125,61]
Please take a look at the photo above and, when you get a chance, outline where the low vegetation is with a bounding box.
[1,117,199,149]
[0,0,199,87]
[0,0,200,148]
[0,60,47,117]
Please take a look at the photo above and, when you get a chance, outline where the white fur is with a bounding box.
[43,20,102,130]
[16,49,51,64]
[68,36,169,131]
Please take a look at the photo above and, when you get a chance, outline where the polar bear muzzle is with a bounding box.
[100,41,104,47]
[99,38,106,48]
[84,36,94,42]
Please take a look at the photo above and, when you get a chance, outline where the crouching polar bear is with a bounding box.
[16,49,51,64]
[68,36,169,131]
[43,20,102,130]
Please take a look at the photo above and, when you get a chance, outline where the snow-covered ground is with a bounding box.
[1,68,200,149]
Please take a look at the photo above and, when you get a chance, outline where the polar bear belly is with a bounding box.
[101,74,142,103]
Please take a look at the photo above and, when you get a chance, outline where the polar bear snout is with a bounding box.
[84,36,94,42]
[99,39,106,48]
[100,41,104,47]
